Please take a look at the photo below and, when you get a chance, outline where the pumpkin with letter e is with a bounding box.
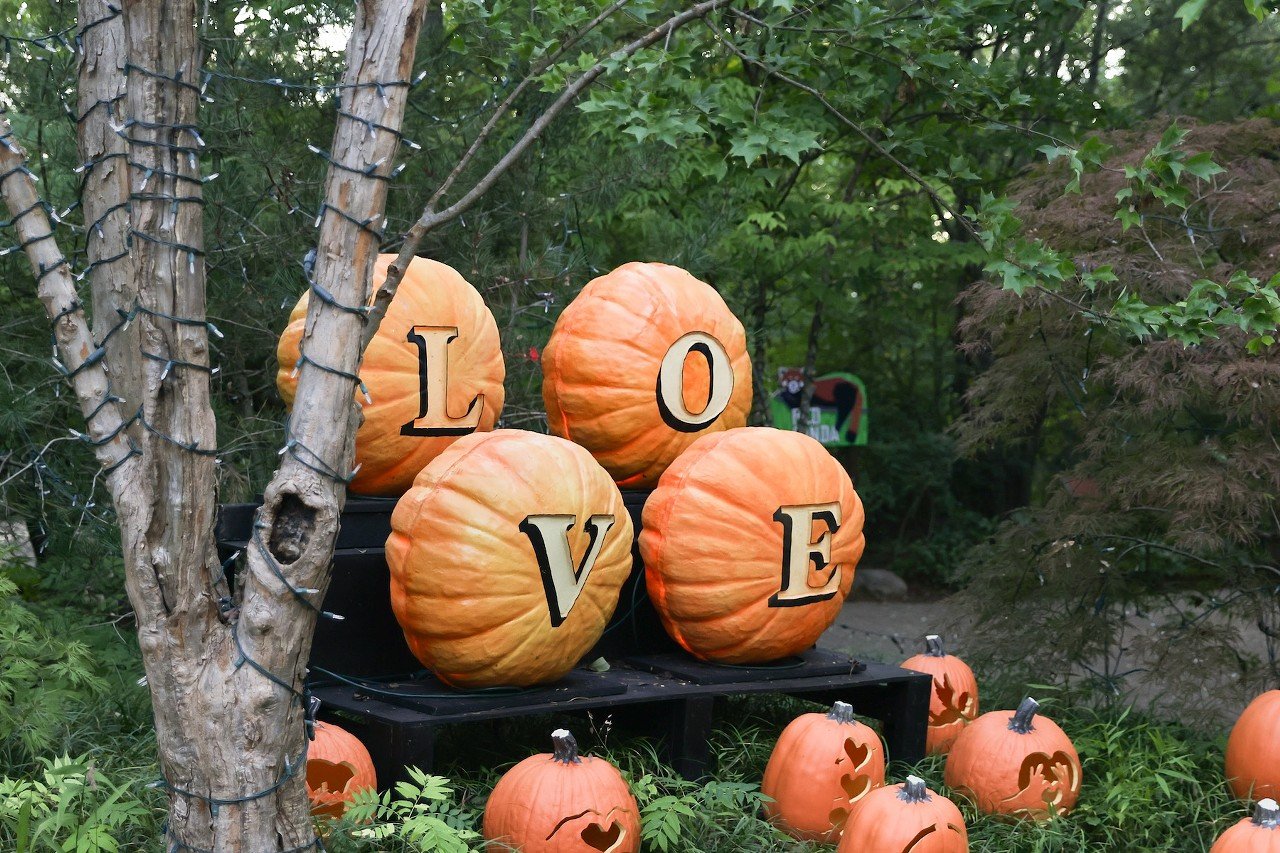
[306,721,376,819]
[1225,690,1280,802]
[838,776,969,853]
[541,261,752,489]
[901,634,979,755]
[1211,799,1280,853]
[944,696,1081,820]
[387,430,633,688]
[640,427,864,663]
[483,729,641,853]
[277,254,505,497]
[762,701,886,842]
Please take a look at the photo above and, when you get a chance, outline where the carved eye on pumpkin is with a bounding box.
[944,697,1082,820]
[482,730,641,853]
[762,701,886,843]
[305,722,376,819]
[838,776,969,853]
[901,635,980,755]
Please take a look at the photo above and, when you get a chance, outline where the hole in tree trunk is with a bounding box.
[269,493,316,564]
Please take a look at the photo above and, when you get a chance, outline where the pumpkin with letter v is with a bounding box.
[387,430,632,688]
[483,729,640,853]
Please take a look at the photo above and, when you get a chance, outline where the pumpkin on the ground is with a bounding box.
[901,635,979,755]
[944,696,1081,820]
[387,430,633,688]
[838,775,969,853]
[1226,690,1280,802]
[541,262,752,489]
[1211,799,1280,853]
[483,729,640,853]
[277,254,505,496]
[306,721,376,819]
[640,427,864,663]
[762,701,886,842]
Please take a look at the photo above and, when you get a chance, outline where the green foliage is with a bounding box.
[632,772,772,852]
[326,767,480,852]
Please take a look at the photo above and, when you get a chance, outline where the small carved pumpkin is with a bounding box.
[1226,690,1280,802]
[762,701,886,842]
[901,635,979,755]
[640,427,864,663]
[483,729,641,853]
[838,776,969,853]
[1211,799,1280,853]
[387,430,633,688]
[944,697,1081,820]
[306,721,376,819]
[541,262,752,488]
[277,254,505,497]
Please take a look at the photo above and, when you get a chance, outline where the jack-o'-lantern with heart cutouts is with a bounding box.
[277,254,505,497]
[901,634,980,755]
[541,261,752,489]
[945,696,1081,820]
[640,426,864,663]
[761,701,886,842]
[386,430,633,688]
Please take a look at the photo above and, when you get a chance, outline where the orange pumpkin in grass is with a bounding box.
[901,635,979,755]
[944,697,1081,820]
[762,701,886,842]
[483,729,641,853]
[277,254,504,496]
[640,427,864,663]
[1226,690,1280,802]
[541,262,752,489]
[306,721,376,819]
[386,430,633,688]
[1211,799,1280,853]
[838,776,969,853]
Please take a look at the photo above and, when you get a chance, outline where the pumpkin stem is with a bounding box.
[1008,696,1039,734]
[827,701,856,724]
[924,634,945,657]
[551,729,581,764]
[898,776,932,803]
[1254,799,1280,828]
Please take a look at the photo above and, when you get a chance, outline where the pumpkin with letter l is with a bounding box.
[901,634,979,755]
[838,776,969,853]
[387,430,633,688]
[640,427,864,663]
[541,261,752,489]
[762,701,886,842]
[1226,690,1280,802]
[277,254,505,497]
[483,729,641,853]
[306,721,376,819]
[1211,799,1280,853]
[945,696,1081,820]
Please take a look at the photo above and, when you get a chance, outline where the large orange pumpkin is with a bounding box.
[306,721,377,819]
[1226,690,1280,802]
[639,427,864,663]
[386,430,633,688]
[901,635,980,755]
[483,729,641,853]
[541,262,752,489]
[944,697,1081,820]
[761,701,886,842]
[838,776,969,853]
[1211,799,1280,853]
[277,254,505,496]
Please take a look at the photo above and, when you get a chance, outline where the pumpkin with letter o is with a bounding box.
[483,729,641,853]
[838,776,969,853]
[277,254,505,497]
[387,430,633,688]
[1226,690,1280,802]
[762,701,886,842]
[1211,799,1280,853]
[541,262,752,489]
[945,696,1081,820]
[640,427,864,663]
[901,635,979,755]
[306,721,376,819]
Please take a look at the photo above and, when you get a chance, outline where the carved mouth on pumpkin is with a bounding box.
[306,759,358,817]
[546,806,629,852]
